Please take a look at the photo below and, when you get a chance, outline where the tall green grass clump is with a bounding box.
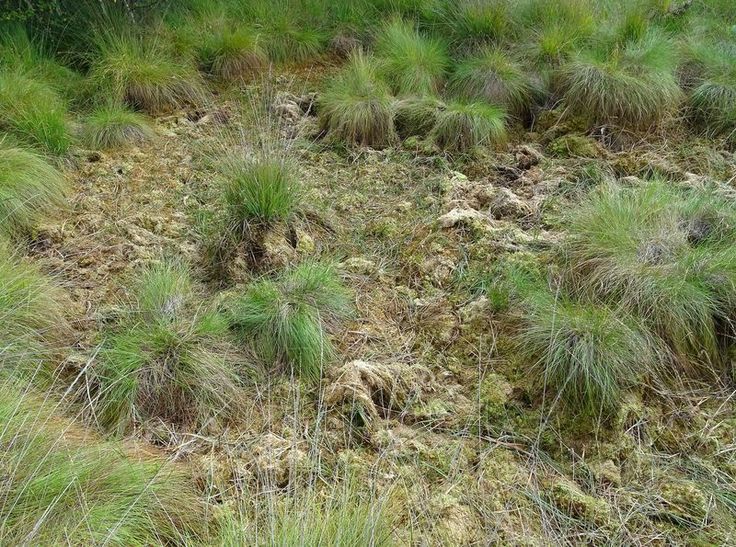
[446,0,513,50]
[565,180,736,365]
[374,18,449,95]
[83,103,155,149]
[512,271,657,417]
[205,154,301,275]
[88,32,205,114]
[0,243,69,380]
[229,262,352,381]
[222,156,301,228]
[450,48,535,117]
[394,95,445,138]
[431,100,506,152]
[319,51,395,146]
[0,140,68,238]
[0,383,206,545]
[169,5,267,80]
[0,25,82,99]
[95,260,244,434]
[686,44,736,142]
[197,24,267,81]
[557,30,681,129]
[238,1,326,64]
[0,70,71,154]
[517,0,594,72]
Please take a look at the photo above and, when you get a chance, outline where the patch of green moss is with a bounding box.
[547,134,600,158]
[480,373,512,421]
[656,480,709,527]
[549,479,612,526]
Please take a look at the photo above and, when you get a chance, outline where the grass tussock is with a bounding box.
[557,31,681,128]
[229,262,352,381]
[0,384,206,545]
[95,260,245,434]
[431,100,506,152]
[447,0,513,50]
[450,47,535,117]
[204,154,302,276]
[512,271,658,417]
[0,140,69,238]
[375,18,449,95]
[394,95,445,138]
[83,103,155,149]
[0,70,71,155]
[0,243,70,380]
[319,51,395,146]
[199,25,267,81]
[222,156,301,228]
[565,180,736,365]
[0,26,82,100]
[686,44,736,142]
[88,32,205,114]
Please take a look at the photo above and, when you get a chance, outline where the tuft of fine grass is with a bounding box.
[95,260,245,434]
[242,1,327,65]
[199,25,267,81]
[556,30,682,129]
[222,156,301,228]
[450,47,536,117]
[686,44,736,142]
[374,18,449,95]
[217,480,396,544]
[0,242,70,381]
[0,25,83,100]
[0,383,206,545]
[88,32,206,114]
[393,95,446,138]
[83,103,155,149]
[431,100,506,153]
[445,0,514,50]
[0,140,69,238]
[0,70,71,155]
[512,271,657,417]
[318,51,395,146]
[565,179,736,365]
[229,262,352,381]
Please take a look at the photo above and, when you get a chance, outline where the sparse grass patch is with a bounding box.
[83,103,155,149]
[431,100,506,152]
[375,18,449,95]
[95,260,245,434]
[229,262,352,381]
[319,51,395,146]
[88,32,205,114]
[557,31,681,129]
[0,383,206,545]
[0,140,68,238]
[0,242,70,381]
[258,482,395,545]
[0,70,71,154]
[450,47,535,117]
[565,180,736,365]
